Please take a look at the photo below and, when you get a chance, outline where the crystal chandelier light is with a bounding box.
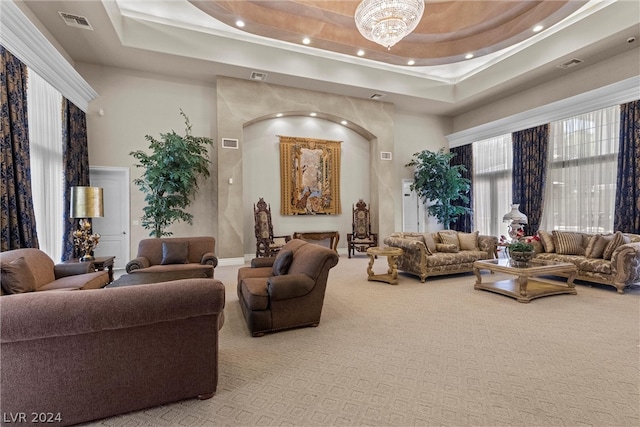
[355,0,425,49]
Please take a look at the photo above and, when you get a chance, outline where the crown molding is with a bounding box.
[0,0,98,112]
[447,76,640,147]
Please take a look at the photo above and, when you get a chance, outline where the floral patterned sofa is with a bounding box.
[383,231,497,282]
[528,230,640,293]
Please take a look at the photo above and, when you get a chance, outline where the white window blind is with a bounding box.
[472,134,513,238]
[27,69,64,262]
[540,106,620,233]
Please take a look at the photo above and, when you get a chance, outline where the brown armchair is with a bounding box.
[0,248,108,294]
[237,239,339,336]
[254,198,291,258]
[347,199,378,258]
[125,236,217,277]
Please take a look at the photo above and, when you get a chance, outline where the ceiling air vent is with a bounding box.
[380,151,392,160]
[58,12,93,30]
[370,93,386,100]
[557,58,583,69]
[250,71,268,81]
[221,138,239,149]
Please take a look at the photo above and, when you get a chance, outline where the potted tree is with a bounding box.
[130,110,213,237]
[405,148,471,229]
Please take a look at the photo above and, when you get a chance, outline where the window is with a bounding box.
[472,134,513,238]
[540,106,620,233]
[27,69,64,262]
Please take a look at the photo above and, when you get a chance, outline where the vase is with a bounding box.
[509,250,534,263]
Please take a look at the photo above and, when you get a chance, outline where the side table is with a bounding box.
[366,246,404,285]
[66,256,116,284]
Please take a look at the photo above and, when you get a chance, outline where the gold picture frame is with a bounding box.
[279,136,341,215]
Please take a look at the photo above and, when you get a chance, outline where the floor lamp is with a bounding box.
[70,186,104,262]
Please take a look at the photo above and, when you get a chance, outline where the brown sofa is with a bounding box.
[383,231,497,282]
[0,248,108,295]
[529,230,640,293]
[0,278,225,426]
[125,236,218,277]
[237,239,339,336]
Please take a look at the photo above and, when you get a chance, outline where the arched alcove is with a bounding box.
[216,76,395,259]
[242,115,371,255]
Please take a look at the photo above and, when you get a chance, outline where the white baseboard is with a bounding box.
[217,257,246,266]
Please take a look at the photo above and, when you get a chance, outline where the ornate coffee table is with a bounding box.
[366,246,404,285]
[473,258,577,303]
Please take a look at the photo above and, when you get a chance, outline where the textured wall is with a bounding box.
[216,77,395,258]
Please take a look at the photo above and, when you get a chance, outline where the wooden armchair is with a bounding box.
[347,199,378,258]
[254,198,291,258]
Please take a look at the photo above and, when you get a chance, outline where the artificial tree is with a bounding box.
[405,148,471,229]
[130,110,213,237]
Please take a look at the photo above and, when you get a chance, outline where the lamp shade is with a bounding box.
[70,186,104,218]
[503,204,527,224]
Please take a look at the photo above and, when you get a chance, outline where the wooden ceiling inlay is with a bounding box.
[189,1,586,66]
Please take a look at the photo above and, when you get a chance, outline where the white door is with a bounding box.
[90,167,130,270]
[402,180,429,233]
[403,180,418,232]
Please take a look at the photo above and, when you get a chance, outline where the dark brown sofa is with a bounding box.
[125,236,218,277]
[0,248,108,294]
[237,239,339,336]
[0,278,225,426]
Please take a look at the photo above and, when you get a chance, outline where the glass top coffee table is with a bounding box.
[473,258,577,303]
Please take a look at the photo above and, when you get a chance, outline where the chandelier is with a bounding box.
[355,0,425,50]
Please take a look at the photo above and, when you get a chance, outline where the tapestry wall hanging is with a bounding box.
[279,135,341,215]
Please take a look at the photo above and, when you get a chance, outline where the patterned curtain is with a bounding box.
[61,98,90,260]
[614,100,640,233]
[0,46,39,251]
[512,124,549,235]
[450,144,473,232]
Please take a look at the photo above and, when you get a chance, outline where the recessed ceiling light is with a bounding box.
[465,53,474,60]
[357,50,365,56]
[276,113,283,117]
[341,120,348,125]
[407,59,415,65]
[310,112,317,117]
[236,20,245,28]
[302,37,311,45]
[533,25,544,32]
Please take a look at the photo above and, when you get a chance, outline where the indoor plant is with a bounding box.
[405,148,471,229]
[130,110,213,237]
[508,240,535,263]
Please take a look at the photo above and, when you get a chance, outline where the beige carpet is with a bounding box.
[87,256,640,427]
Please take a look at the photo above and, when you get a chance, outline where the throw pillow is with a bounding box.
[438,230,460,249]
[538,230,555,253]
[602,231,625,260]
[272,250,293,276]
[435,243,459,253]
[458,231,479,251]
[422,233,437,254]
[161,241,189,265]
[585,234,613,259]
[0,257,37,294]
[552,231,585,255]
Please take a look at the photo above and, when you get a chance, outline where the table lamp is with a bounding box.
[70,186,104,261]
[503,204,528,241]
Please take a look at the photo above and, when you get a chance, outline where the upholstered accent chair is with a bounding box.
[237,239,339,336]
[125,236,217,277]
[0,248,109,294]
[254,198,291,258]
[347,199,378,258]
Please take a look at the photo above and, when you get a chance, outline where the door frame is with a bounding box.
[90,166,130,270]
